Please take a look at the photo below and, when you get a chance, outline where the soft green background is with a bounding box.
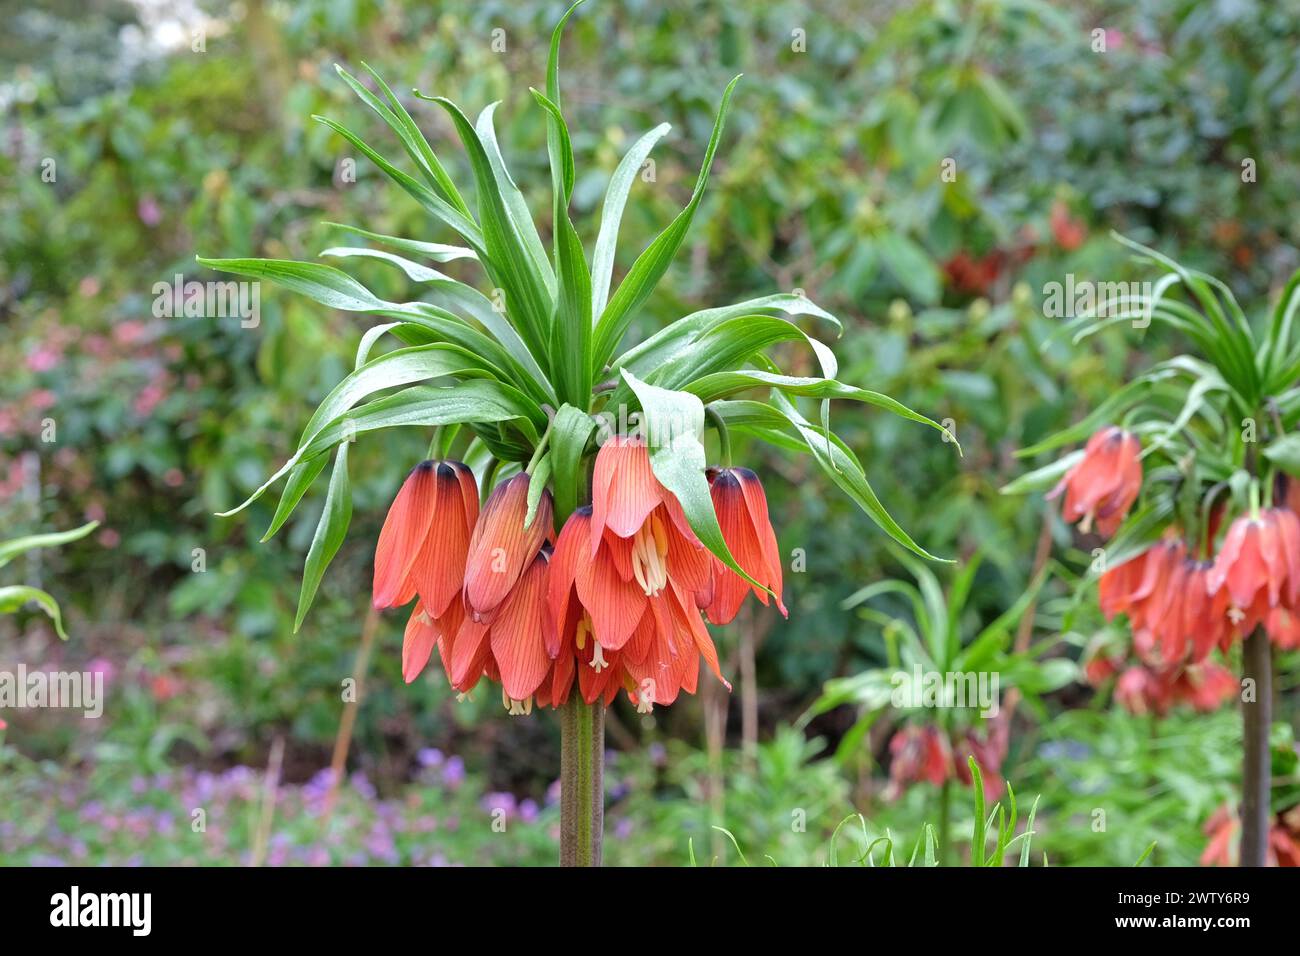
[2,0,1298,865]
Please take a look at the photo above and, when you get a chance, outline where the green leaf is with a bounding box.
[311,114,483,248]
[593,75,742,366]
[1263,433,1300,477]
[712,397,947,562]
[419,95,556,361]
[298,381,540,462]
[1000,450,1082,495]
[656,315,837,390]
[294,443,353,632]
[0,521,98,570]
[318,246,553,396]
[621,369,767,591]
[263,456,331,542]
[591,123,672,321]
[195,256,542,400]
[525,454,552,529]
[223,343,491,519]
[1018,795,1040,867]
[550,404,596,523]
[335,63,471,216]
[683,370,957,449]
[614,293,842,376]
[877,232,941,305]
[531,87,593,407]
[970,757,988,866]
[474,102,557,301]
[322,222,476,264]
[0,585,70,640]
[321,246,457,283]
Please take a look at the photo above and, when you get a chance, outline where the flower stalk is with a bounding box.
[1239,627,1272,866]
[560,697,604,866]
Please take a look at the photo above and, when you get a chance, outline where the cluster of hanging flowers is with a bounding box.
[1051,426,1300,715]
[373,436,785,715]
[1201,802,1300,867]
[885,720,1009,802]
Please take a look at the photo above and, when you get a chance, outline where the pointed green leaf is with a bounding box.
[591,123,671,321]
[593,75,742,366]
[0,585,70,640]
[294,443,353,632]
[0,521,99,570]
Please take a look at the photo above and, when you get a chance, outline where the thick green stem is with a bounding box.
[560,697,604,866]
[1239,628,1272,867]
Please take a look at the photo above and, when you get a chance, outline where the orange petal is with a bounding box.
[464,473,551,621]
[736,467,786,613]
[576,542,648,650]
[671,580,729,691]
[402,603,438,684]
[547,508,589,655]
[373,462,438,608]
[410,463,476,617]
[449,615,491,690]
[590,436,662,549]
[490,554,554,701]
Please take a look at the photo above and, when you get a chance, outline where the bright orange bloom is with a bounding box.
[1098,538,1232,665]
[1201,805,1300,867]
[886,725,951,798]
[373,460,478,612]
[953,720,1009,801]
[548,436,730,710]
[704,466,786,625]
[1114,661,1236,717]
[416,553,554,713]
[402,594,467,685]
[1048,426,1142,537]
[1266,604,1300,650]
[1207,508,1300,638]
[463,472,552,623]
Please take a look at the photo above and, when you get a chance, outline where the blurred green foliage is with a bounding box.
[2,0,1299,865]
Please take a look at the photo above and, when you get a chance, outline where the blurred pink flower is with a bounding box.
[28,389,56,412]
[134,383,166,417]
[137,196,162,227]
[87,658,116,686]
[26,346,62,372]
[114,321,146,345]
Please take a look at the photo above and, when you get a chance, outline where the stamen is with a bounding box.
[506,695,533,716]
[632,519,670,596]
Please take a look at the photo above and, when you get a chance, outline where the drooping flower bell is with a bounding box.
[463,472,552,624]
[885,725,951,799]
[549,436,728,710]
[953,720,1009,801]
[704,466,787,625]
[1048,426,1142,537]
[1207,507,1300,638]
[373,460,478,614]
[1098,537,1231,665]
